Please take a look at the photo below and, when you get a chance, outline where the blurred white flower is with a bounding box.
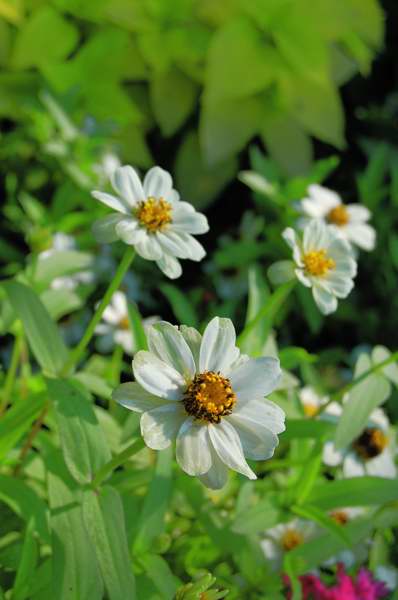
[323,507,367,568]
[93,151,121,185]
[113,317,284,489]
[297,184,376,251]
[91,165,209,279]
[375,566,398,591]
[261,519,318,570]
[299,386,328,417]
[322,403,396,478]
[39,232,94,290]
[282,219,357,315]
[95,291,158,356]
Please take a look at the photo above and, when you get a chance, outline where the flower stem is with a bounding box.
[0,332,23,416]
[317,350,398,416]
[90,438,145,489]
[60,247,135,376]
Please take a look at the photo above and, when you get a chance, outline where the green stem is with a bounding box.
[60,247,135,376]
[317,350,398,415]
[0,332,23,416]
[91,438,145,489]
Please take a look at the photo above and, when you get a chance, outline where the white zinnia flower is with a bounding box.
[298,184,376,251]
[113,317,285,489]
[91,165,209,279]
[299,386,328,417]
[282,219,357,315]
[94,291,158,356]
[261,519,318,570]
[322,403,396,479]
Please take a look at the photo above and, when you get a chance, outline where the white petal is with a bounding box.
[199,317,238,374]
[233,398,286,434]
[156,253,182,279]
[368,408,390,431]
[112,291,128,315]
[91,190,130,214]
[157,231,206,261]
[147,321,195,379]
[208,420,256,480]
[115,330,134,355]
[230,357,281,403]
[227,413,279,460]
[179,325,202,370]
[92,214,124,243]
[176,418,212,475]
[143,166,173,199]
[199,446,229,490]
[282,227,298,250]
[115,219,143,245]
[135,235,163,260]
[312,285,338,315]
[344,223,376,251]
[140,403,185,450]
[102,304,121,325]
[346,204,371,223]
[113,382,168,412]
[365,450,396,479]
[308,184,341,211]
[172,203,209,234]
[111,165,144,207]
[323,441,344,466]
[133,351,185,400]
[343,453,365,477]
[295,268,312,287]
[303,219,329,253]
[320,273,353,299]
[299,198,329,218]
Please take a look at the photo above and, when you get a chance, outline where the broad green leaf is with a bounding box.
[48,467,103,600]
[150,68,197,136]
[139,554,180,599]
[160,284,198,328]
[3,281,68,375]
[0,393,46,462]
[73,372,113,401]
[41,289,82,320]
[262,117,313,176]
[280,419,335,441]
[133,448,172,553]
[231,498,281,535]
[279,347,317,370]
[12,6,79,69]
[47,378,111,485]
[11,518,38,600]
[175,130,236,210]
[293,439,323,504]
[127,301,148,351]
[334,353,391,449]
[372,345,398,386]
[308,477,398,509]
[33,251,93,289]
[82,486,136,600]
[0,475,50,543]
[240,265,270,356]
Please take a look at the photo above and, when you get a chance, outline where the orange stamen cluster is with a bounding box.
[281,529,304,551]
[118,315,130,330]
[327,205,349,226]
[353,427,388,460]
[303,403,319,417]
[303,249,335,277]
[183,371,236,424]
[330,511,349,526]
[136,196,172,232]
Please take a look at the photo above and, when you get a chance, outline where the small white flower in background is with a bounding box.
[299,386,328,417]
[93,151,121,185]
[282,219,357,315]
[113,317,285,489]
[39,232,94,290]
[261,519,318,570]
[322,403,396,478]
[323,507,367,568]
[95,291,159,356]
[91,165,209,279]
[297,184,376,252]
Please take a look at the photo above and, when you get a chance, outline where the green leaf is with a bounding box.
[280,419,335,441]
[127,302,148,351]
[48,466,103,600]
[292,504,351,547]
[279,347,317,370]
[12,6,79,69]
[150,68,197,136]
[262,116,313,176]
[334,353,391,449]
[3,280,68,376]
[372,345,398,386]
[240,265,270,356]
[47,378,111,485]
[82,486,136,600]
[133,448,172,553]
[231,498,281,535]
[293,439,323,504]
[139,554,180,599]
[41,289,82,320]
[33,251,93,289]
[0,393,46,462]
[160,284,198,328]
[11,518,38,600]
[175,130,236,210]
[308,477,398,509]
[0,475,50,543]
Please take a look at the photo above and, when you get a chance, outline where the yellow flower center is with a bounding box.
[303,250,335,277]
[183,371,236,424]
[118,316,130,330]
[330,510,349,526]
[303,403,319,417]
[353,427,388,460]
[281,529,304,551]
[327,205,349,226]
[136,196,172,233]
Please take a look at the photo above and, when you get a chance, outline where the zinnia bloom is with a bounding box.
[92,165,209,279]
[261,519,318,570]
[297,184,376,252]
[113,317,285,489]
[282,219,357,315]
